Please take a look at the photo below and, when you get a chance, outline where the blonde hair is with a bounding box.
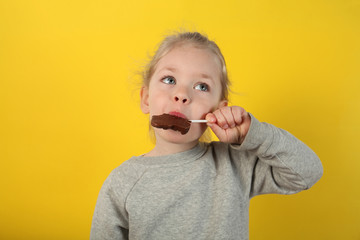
[142,31,230,142]
[143,31,230,101]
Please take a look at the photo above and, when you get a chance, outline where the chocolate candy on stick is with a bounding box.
[151,114,191,135]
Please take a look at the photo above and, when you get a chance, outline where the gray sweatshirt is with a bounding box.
[90,114,323,240]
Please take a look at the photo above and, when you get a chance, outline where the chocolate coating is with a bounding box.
[151,114,191,135]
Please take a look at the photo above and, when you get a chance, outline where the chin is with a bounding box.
[155,129,202,144]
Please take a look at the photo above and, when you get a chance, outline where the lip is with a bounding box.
[168,111,188,120]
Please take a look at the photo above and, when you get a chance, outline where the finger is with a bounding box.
[220,107,236,128]
[213,108,229,129]
[231,106,244,126]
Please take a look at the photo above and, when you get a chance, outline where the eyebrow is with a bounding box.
[158,67,214,82]
[199,73,213,81]
[157,67,177,73]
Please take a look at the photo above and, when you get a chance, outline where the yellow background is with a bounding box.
[1,0,359,239]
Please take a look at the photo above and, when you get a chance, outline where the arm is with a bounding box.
[90,171,129,240]
[206,106,323,197]
[238,113,323,197]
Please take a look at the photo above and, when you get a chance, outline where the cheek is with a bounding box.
[149,89,168,103]
[193,101,218,118]
[204,95,222,109]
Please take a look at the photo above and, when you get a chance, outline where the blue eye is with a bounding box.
[161,76,176,85]
[194,83,209,92]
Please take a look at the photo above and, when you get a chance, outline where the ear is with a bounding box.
[140,86,150,114]
[218,99,228,109]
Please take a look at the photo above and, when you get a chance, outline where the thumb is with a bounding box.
[208,122,227,140]
[206,113,227,140]
[205,112,216,124]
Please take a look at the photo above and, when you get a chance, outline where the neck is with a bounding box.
[144,139,199,157]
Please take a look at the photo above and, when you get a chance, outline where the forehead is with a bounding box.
[155,45,222,80]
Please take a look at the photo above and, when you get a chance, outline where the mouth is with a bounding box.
[151,113,191,135]
[168,111,188,120]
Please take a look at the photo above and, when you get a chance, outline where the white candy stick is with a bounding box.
[190,120,208,123]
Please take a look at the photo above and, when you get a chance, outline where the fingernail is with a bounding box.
[223,124,229,129]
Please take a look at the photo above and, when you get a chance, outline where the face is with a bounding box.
[141,44,227,144]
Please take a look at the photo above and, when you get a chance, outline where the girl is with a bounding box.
[90,31,323,240]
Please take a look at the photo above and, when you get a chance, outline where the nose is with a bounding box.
[174,96,188,103]
[173,87,190,104]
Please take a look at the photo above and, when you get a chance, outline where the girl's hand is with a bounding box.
[205,106,251,144]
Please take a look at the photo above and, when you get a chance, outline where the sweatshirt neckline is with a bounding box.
[134,143,207,166]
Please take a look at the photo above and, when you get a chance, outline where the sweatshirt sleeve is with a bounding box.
[233,113,323,198]
[90,169,130,240]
